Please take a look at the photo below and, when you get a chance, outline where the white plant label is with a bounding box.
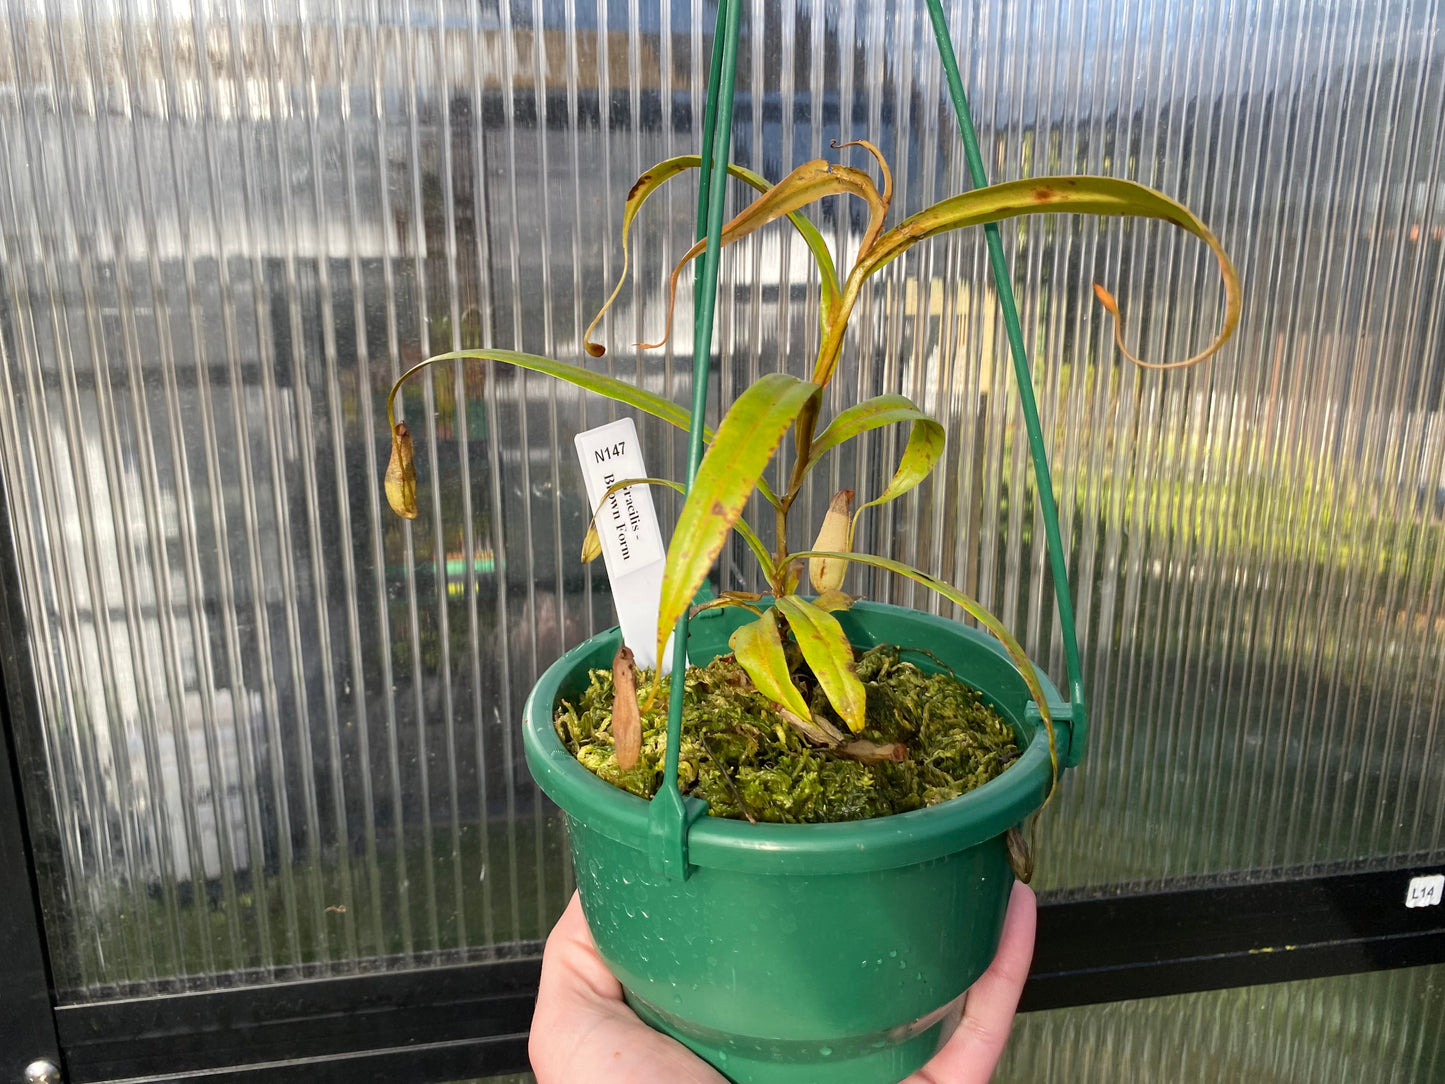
[1405,874,1444,909]
[574,418,673,673]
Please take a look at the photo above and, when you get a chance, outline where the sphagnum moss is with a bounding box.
[554,645,1018,824]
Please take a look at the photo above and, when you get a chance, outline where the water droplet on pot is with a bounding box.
[889,950,897,958]
[820,1046,833,1057]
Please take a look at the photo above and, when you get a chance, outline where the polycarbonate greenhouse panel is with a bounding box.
[0,0,1441,1012]
[998,963,1445,1084]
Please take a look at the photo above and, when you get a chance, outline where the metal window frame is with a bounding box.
[0,465,66,1080]
[27,862,1445,1081]
[3,799,1441,1084]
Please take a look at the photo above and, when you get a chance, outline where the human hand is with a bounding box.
[529,879,1037,1084]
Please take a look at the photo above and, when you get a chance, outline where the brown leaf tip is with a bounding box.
[1093,283,1120,313]
[585,342,607,358]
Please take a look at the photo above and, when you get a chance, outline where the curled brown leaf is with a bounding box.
[385,422,418,520]
[611,645,642,770]
[776,705,847,748]
[836,740,907,764]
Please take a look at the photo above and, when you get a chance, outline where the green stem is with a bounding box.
[773,502,789,589]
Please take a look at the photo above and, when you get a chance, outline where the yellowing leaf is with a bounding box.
[773,595,867,734]
[581,475,776,581]
[385,348,786,512]
[810,394,931,459]
[814,175,1241,385]
[655,373,820,665]
[856,416,947,516]
[830,137,894,253]
[729,610,811,721]
[793,548,1057,800]
[641,158,886,351]
[584,156,841,354]
[693,596,765,617]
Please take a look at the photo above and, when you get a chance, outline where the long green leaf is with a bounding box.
[656,373,820,664]
[773,595,867,733]
[791,549,1057,797]
[729,610,811,720]
[584,156,841,352]
[388,348,695,435]
[386,349,780,513]
[813,175,1241,385]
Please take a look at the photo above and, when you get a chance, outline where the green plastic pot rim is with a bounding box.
[523,601,1066,876]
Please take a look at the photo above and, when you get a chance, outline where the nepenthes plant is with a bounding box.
[384,140,1239,830]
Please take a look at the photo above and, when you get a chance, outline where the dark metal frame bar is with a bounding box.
[1022,860,1445,1011]
[0,468,67,1079]
[26,860,1439,1083]
[0,664,66,1077]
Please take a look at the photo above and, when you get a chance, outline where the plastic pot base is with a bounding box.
[628,987,967,1084]
[525,601,1068,1084]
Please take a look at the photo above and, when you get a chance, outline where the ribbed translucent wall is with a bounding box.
[0,0,1441,1034]
[471,964,1445,1083]
[999,963,1445,1083]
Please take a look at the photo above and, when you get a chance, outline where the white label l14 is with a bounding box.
[574,417,674,673]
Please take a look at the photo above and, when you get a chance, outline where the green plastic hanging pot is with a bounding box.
[523,599,1077,1084]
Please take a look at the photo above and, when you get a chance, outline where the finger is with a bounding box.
[538,891,625,1003]
[910,879,1037,1084]
[530,893,731,1084]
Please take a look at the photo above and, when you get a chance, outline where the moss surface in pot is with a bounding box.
[556,643,1020,825]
